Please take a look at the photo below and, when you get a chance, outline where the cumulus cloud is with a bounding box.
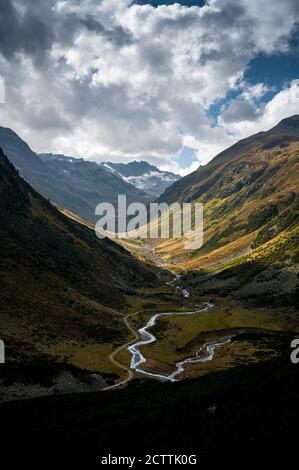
[0,0,298,174]
[219,80,299,138]
[220,82,270,124]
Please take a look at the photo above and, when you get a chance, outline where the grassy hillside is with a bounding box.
[158,116,298,260]
[0,148,160,392]
[183,224,298,302]
[152,117,299,305]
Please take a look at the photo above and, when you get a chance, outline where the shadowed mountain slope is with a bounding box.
[0,148,159,389]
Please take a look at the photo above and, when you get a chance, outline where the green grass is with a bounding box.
[136,298,298,372]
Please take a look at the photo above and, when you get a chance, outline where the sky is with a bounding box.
[0,0,298,175]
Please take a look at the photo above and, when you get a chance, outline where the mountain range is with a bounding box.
[104,160,180,196]
[0,115,298,399]
[1,116,298,308]
[0,126,180,226]
[0,127,157,224]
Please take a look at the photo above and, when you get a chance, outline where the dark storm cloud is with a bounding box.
[221,100,263,124]
[0,0,55,63]
[203,4,245,29]
[27,106,71,132]
[138,40,173,73]
[80,15,136,47]
[0,0,134,65]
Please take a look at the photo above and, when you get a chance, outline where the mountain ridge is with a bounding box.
[104,160,180,196]
[0,127,153,225]
[154,116,299,305]
[159,115,299,205]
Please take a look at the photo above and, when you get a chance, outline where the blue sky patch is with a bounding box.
[245,53,299,89]
[174,146,198,169]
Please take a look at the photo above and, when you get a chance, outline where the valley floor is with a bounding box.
[1,272,298,402]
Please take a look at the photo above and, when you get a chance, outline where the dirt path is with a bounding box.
[102,311,140,391]
[103,304,193,391]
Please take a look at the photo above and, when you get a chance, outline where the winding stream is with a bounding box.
[128,302,234,382]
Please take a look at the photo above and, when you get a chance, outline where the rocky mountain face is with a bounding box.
[39,153,154,221]
[0,127,153,224]
[105,160,180,196]
[157,116,299,306]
